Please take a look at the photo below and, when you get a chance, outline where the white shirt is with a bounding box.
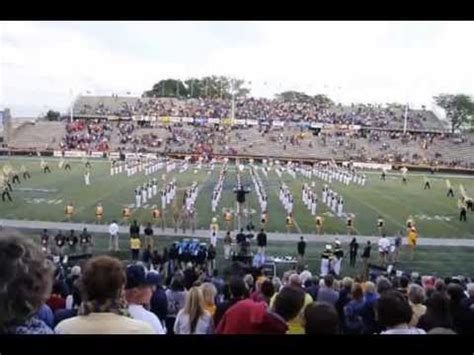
[109,223,119,235]
[128,304,165,334]
[378,237,390,253]
[55,312,154,334]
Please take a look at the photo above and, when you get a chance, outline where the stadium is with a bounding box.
[1,21,473,336]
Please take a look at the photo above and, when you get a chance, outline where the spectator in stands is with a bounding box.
[0,236,55,334]
[248,276,266,303]
[47,280,67,313]
[462,283,474,311]
[165,275,187,335]
[343,283,365,334]
[55,256,154,334]
[304,276,319,301]
[397,276,410,298]
[125,264,165,334]
[214,276,248,327]
[304,302,340,335]
[261,280,276,305]
[269,274,313,334]
[360,281,379,334]
[376,276,393,296]
[174,287,213,334]
[243,274,255,293]
[148,271,168,326]
[416,291,454,332]
[201,282,217,317]
[335,277,354,326]
[317,274,339,306]
[35,303,55,329]
[408,284,427,327]
[217,286,304,334]
[446,283,474,334]
[376,290,426,334]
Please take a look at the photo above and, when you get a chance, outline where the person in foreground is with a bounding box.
[0,235,55,334]
[55,256,154,334]
[376,290,426,334]
[216,286,305,334]
[173,286,213,334]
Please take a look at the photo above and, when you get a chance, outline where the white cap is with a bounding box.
[71,265,81,276]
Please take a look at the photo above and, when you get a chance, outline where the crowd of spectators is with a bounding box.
[1,234,473,335]
[74,96,441,131]
[61,119,112,152]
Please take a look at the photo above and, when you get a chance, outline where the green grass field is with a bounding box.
[1,157,473,239]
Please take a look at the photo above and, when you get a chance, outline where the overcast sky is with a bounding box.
[1,21,473,117]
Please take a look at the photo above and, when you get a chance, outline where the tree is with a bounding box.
[433,94,474,133]
[143,76,251,99]
[143,79,189,98]
[46,110,60,121]
[313,94,334,107]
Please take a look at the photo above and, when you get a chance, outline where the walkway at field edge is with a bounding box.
[1,218,473,247]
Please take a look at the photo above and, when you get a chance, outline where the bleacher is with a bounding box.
[9,121,66,149]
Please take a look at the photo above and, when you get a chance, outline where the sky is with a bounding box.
[1,21,473,117]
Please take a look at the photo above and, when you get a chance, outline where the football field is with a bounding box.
[1,157,473,239]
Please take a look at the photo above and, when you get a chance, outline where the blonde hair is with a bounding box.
[201,282,217,306]
[183,287,205,334]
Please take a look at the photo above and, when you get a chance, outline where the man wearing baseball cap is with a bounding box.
[125,264,165,334]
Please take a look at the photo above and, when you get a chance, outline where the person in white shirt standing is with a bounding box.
[108,220,120,252]
[125,265,166,334]
[378,234,391,267]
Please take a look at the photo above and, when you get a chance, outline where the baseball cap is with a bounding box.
[71,265,81,277]
[126,264,154,289]
[146,271,162,286]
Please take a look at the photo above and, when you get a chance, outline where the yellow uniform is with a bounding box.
[210,223,219,233]
[407,229,417,247]
[224,211,232,222]
[152,208,161,219]
[122,207,131,219]
[65,204,75,217]
[315,216,322,227]
[286,215,294,226]
[130,237,141,250]
[96,205,104,218]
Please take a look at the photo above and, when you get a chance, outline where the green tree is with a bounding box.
[313,94,334,107]
[143,79,189,98]
[46,110,60,121]
[434,94,474,133]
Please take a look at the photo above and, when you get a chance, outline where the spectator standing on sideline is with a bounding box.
[223,231,232,260]
[378,234,390,266]
[144,223,154,250]
[130,236,141,261]
[349,237,359,267]
[257,228,267,255]
[130,220,140,239]
[174,287,213,334]
[297,236,306,262]
[0,236,55,334]
[55,256,154,334]
[361,241,371,280]
[125,265,165,334]
[108,220,119,252]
